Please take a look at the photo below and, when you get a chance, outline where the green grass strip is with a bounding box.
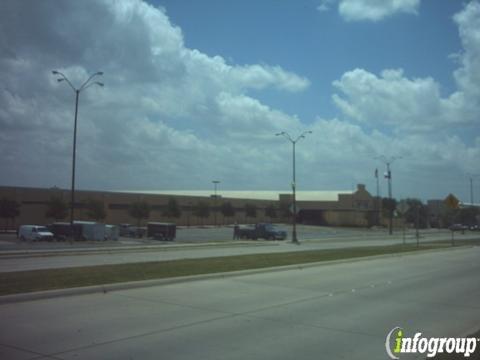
[0,243,474,296]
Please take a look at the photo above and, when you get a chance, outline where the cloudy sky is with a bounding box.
[1,0,479,202]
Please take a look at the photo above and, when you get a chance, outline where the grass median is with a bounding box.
[0,242,476,296]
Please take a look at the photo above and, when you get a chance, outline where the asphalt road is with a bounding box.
[0,227,479,272]
[1,246,479,359]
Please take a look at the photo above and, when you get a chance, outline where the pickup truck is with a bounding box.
[236,223,287,240]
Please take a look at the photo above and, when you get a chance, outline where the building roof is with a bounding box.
[116,190,354,202]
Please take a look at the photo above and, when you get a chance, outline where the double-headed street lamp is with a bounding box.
[376,155,402,235]
[276,130,312,244]
[52,70,104,232]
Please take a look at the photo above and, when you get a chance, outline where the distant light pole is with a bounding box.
[52,70,104,233]
[212,180,220,227]
[375,168,381,226]
[469,175,479,206]
[276,130,312,244]
[376,155,402,235]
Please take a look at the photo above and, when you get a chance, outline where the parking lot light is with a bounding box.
[212,180,220,227]
[375,155,402,235]
[52,70,104,235]
[276,130,312,244]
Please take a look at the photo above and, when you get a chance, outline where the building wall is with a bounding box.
[0,186,285,228]
[0,184,381,228]
[323,210,370,227]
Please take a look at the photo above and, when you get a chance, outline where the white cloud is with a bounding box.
[182,49,310,94]
[317,0,335,12]
[452,1,480,117]
[324,2,480,199]
[332,2,480,132]
[0,0,478,202]
[338,0,420,22]
[332,68,451,131]
[0,0,310,192]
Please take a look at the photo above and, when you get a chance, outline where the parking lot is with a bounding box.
[0,224,382,246]
[0,224,473,251]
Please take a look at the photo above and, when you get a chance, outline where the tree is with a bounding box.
[382,198,397,234]
[85,199,107,222]
[220,202,235,218]
[128,201,151,227]
[193,201,210,225]
[455,207,479,226]
[265,203,277,219]
[245,203,257,219]
[382,198,397,217]
[0,198,20,232]
[441,208,458,228]
[45,196,68,221]
[163,197,182,219]
[403,198,428,229]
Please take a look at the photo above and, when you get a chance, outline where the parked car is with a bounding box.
[236,223,287,240]
[18,225,54,242]
[449,224,468,231]
[48,221,107,241]
[47,222,83,241]
[147,222,176,241]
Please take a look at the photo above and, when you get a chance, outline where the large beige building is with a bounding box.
[0,184,381,228]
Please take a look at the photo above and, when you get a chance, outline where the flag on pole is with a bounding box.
[374,168,378,178]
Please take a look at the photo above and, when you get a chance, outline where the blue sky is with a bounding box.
[0,0,479,202]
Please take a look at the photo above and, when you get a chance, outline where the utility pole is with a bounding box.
[376,155,402,235]
[52,70,104,237]
[415,203,420,247]
[212,180,220,227]
[471,177,474,205]
[276,130,312,244]
[469,175,479,206]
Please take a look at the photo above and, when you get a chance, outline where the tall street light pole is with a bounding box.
[376,155,402,235]
[469,175,479,206]
[375,168,381,226]
[52,70,104,235]
[276,130,312,244]
[212,180,220,227]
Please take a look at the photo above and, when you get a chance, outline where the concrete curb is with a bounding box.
[0,244,475,305]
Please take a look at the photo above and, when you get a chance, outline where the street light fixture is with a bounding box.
[375,155,402,235]
[212,180,220,227]
[52,70,104,236]
[276,130,312,244]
